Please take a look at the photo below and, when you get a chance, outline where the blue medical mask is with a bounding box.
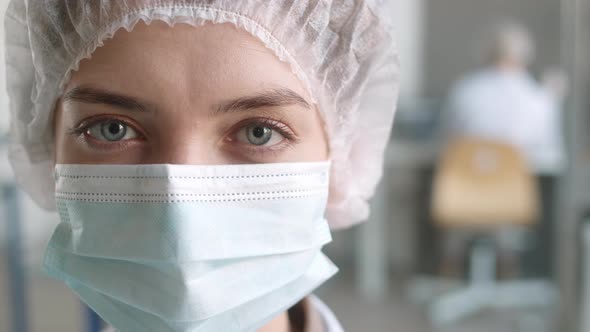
[43,161,337,332]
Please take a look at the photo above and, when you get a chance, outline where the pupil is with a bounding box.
[252,126,265,138]
[101,120,126,141]
[108,122,121,135]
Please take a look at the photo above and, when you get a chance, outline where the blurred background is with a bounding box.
[1,0,589,331]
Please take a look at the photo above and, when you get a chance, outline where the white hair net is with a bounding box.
[4,0,399,229]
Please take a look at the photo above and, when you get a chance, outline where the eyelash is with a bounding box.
[224,117,300,157]
[67,114,146,150]
[67,115,300,155]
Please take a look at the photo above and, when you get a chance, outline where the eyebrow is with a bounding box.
[215,88,311,114]
[62,86,154,113]
[62,86,311,114]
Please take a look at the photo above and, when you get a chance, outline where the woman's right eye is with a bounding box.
[236,124,285,147]
[85,119,140,142]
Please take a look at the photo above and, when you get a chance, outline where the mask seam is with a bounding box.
[55,190,324,197]
[55,173,325,180]
[53,195,323,203]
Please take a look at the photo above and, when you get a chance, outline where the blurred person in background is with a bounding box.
[439,21,567,278]
[444,21,567,174]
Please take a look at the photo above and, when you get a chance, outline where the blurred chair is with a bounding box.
[410,137,558,325]
[432,138,538,229]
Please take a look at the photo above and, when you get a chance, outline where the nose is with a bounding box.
[147,134,227,165]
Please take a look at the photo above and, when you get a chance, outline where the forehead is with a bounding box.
[66,21,310,106]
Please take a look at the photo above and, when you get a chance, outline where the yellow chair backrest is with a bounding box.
[431,138,540,229]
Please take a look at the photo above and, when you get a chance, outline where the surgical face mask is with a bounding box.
[43,161,338,332]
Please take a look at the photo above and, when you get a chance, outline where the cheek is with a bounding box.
[304,132,329,161]
[291,117,329,162]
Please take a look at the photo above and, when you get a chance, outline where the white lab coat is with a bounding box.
[443,68,566,175]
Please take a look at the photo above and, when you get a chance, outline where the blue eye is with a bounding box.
[236,124,284,147]
[86,120,139,142]
[246,125,273,145]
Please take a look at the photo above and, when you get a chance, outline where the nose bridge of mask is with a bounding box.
[52,162,331,262]
[55,161,330,193]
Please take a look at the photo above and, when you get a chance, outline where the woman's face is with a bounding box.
[54,21,329,165]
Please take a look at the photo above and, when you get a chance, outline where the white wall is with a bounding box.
[0,0,9,134]
[391,0,425,99]
[424,0,562,98]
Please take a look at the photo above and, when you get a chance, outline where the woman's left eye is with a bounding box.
[85,119,140,142]
[235,124,285,146]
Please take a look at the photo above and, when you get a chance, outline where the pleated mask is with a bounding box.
[43,161,338,332]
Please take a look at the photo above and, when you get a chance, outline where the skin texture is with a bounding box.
[53,21,329,332]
